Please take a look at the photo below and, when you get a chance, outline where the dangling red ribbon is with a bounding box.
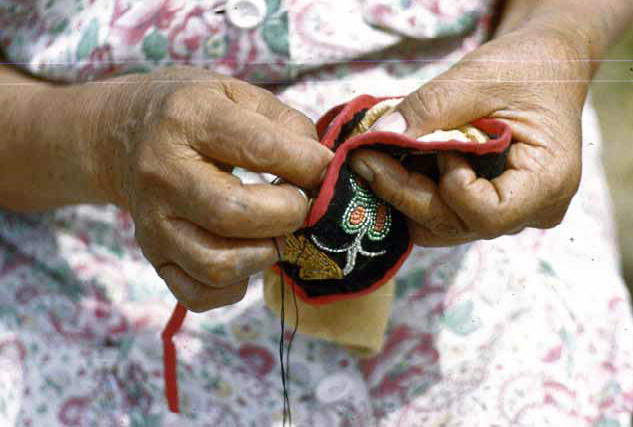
[161,302,188,413]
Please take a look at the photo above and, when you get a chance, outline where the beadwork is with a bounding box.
[343,173,392,241]
[311,172,392,276]
[273,95,510,303]
[281,234,343,280]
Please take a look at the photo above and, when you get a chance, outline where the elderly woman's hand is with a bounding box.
[96,66,332,311]
[349,24,590,246]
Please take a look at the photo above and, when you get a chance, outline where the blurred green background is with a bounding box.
[593,24,633,294]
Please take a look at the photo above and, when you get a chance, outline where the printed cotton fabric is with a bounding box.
[0,0,632,426]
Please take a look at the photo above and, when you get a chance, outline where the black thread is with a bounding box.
[284,239,304,420]
[277,242,289,426]
[273,237,302,427]
[271,170,303,425]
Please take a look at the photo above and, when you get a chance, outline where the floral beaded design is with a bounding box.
[342,174,392,241]
[311,173,392,276]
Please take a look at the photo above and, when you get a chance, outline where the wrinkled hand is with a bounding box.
[99,66,331,311]
[350,27,589,246]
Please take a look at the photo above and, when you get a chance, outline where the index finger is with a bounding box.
[161,162,312,238]
[194,99,333,189]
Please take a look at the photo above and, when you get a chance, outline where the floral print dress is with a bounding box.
[0,1,632,426]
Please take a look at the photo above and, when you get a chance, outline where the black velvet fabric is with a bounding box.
[332,109,369,151]
[279,106,509,302]
[466,145,511,180]
[279,163,410,299]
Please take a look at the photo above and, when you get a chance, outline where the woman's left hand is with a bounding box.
[349,24,590,246]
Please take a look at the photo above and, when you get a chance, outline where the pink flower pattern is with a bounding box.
[0,0,632,426]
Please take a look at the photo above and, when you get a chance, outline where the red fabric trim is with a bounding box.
[288,95,512,304]
[318,95,402,147]
[308,118,511,225]
[316,103,346,139]
[319,95,380,149]
[161,95,513,415]
[161,303,188,413]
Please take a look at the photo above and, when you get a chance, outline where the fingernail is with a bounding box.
[349,158,375,183]
[290,185,309,202]
[371,112,407,133]
[319,167,329,183]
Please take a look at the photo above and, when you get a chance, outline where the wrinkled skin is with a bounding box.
[1,1,631,312]
[97,66,332,312]
[350,25,589,247]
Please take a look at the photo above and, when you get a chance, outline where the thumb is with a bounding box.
[372,70,504,138]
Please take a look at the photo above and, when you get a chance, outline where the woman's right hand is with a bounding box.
[94,66,332,312]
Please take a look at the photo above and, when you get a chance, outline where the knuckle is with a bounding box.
[477,227,501,240]
[278,106,306,125]
[408,224,445,247]
[425,217,459,238]
[206,269,231,287]
[132,211,165,255]
[250,132,276,164]
[206,253,239,286]
[280,107,316,136]
[405,174,434,220]
[185,285,247,312]
[161,277,207,312]
[134,154,170,188]
[392,172,439,225]
[408,84,447,121]
[159,87,193,123]
[179,294,206,312]
[184,298,215,313]
[471,214,504,239]
[545,214,565,229]
[130,146,180,194]
[560,164,581,200]
[374,172,409,210]
[538,205,569,230]
[539,171,578,220]
[270,194,305,231]
[208,191,249,236]
[382,184,407,212]
[422,214,443,230]
[225,284,248,305]
[240,128,279,169]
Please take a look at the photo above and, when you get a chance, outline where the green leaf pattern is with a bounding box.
[0,1,631,425]
[76,17,99,61]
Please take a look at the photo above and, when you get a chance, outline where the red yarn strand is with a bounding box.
[161,302,188,413]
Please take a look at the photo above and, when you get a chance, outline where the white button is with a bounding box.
[226,0,268,30]
[316,373,353,403]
